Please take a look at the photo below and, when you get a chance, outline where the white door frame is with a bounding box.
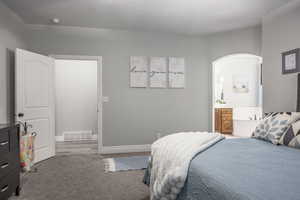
[211,53,263,132]
[50,55,103,153]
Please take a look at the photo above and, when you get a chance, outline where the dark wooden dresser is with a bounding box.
[0,124,20,200]
[215,108,233,134]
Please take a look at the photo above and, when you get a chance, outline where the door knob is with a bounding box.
[18,113,24,117]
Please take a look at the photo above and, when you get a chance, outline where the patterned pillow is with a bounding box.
[252,112,300,144]
[279,120,300,149]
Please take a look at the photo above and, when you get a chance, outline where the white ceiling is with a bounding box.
[2,0,292,35]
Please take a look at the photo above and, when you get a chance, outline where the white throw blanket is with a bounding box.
[150,132,224,200]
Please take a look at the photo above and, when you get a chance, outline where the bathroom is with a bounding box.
[212,54,263,137]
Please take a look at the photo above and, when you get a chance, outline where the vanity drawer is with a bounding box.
[215,108,233,134]
[222,114,232,120]
[221,108,232,114]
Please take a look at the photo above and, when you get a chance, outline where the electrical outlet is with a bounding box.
[102,96,109,102]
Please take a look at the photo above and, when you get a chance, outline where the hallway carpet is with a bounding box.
[10,154,149,200]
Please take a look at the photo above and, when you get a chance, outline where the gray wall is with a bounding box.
[24,25,210,146]
[206,26,262,61]
[0,2,26,124]
[262,1,300,112]
[24,25,262,146]
[0,0,262,146]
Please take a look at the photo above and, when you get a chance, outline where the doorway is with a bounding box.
[53,56,102,155]
[16,49,103,163]
[212,54,263,137]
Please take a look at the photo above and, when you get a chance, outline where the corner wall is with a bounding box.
[0,2,27,123]
[262,1,300,112]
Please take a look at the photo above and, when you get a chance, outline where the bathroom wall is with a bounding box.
[55,59,98,137]
[214,55,262,108]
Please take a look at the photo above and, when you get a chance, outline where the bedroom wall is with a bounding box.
[0,0,263,148]
[206,26,262,62]
[262,1,300,112]
[23,24,262,147]
[24,25,210,146]
[0,0,263,147]
[0,2,26,124]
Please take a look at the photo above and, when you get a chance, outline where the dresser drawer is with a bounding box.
[0,138,9,155]
[0,157,10,180]
[0,129,9,142]
[9,127,19,153]
[0,128,9,156]
[0,152,19,179]
[0,170,19,200]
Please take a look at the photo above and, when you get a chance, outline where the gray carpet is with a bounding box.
[10,154,149,200]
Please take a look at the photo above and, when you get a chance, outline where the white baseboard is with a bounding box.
[55,136,64,142]
[92,135,98,140]
[55,134,97,142]
[101,144,151,154]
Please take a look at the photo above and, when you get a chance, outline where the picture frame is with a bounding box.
[232,74,249,93]
[282,48,300,74]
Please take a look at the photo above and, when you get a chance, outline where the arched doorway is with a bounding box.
[212,54,263,137]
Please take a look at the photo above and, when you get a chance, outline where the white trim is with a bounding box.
[212,54,263,66]
[101,144,151,154]
[63,130,93,135]
[55,134,97,142]
[55,136,64,142]
[92,134,98,140]
[50,55,103,153]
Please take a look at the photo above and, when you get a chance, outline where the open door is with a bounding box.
[15,49,55,163]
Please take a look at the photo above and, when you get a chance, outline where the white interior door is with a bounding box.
[16,49,55,163]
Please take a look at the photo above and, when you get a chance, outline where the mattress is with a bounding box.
[177,138,300,200]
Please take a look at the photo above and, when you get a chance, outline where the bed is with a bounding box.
[145,137,300,200]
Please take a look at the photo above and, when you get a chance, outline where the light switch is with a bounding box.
[102,96,109,102]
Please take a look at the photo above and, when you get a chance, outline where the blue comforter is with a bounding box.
[145,138,300,200]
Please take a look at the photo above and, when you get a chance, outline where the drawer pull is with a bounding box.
[0,141,8,146]
[1,163,9,169]
[1,185,8,193]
